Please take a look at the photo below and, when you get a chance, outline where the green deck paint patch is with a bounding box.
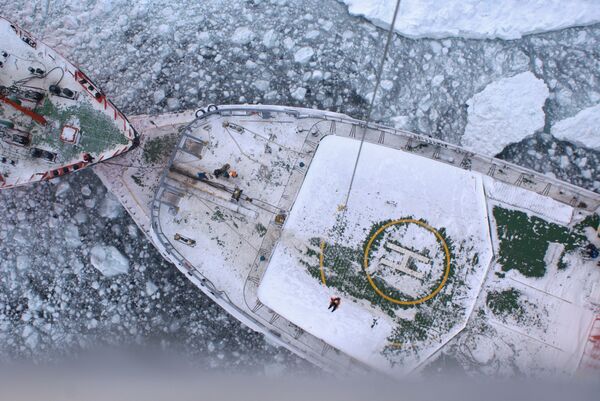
[493,207,595,277]
[486,287,546,327]
[304,237,407,316]
[255,223,267,237]
[211,209,225,222]
[575,213,600,236]
[486,288,523,316]
[131,174,144,187]
[143,134,178,164]
[34,98,127,161]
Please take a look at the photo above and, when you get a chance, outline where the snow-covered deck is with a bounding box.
[257,134,493,374]
[96,105,600,377]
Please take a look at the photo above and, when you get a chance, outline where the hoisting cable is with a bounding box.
[341,0,402,210]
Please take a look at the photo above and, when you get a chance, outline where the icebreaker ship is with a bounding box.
[0,17,138,189]
[96,104,600,377]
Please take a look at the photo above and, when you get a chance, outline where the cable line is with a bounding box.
[341,0,402,209]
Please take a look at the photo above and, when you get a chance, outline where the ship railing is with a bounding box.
[182,104,600,213]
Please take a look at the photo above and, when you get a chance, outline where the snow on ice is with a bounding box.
[340,0,600,39]
[15,255,31,271]
[291,87,307,100]
[90,244,130,277]
[462,71,549,156]
[55,181,71,197]
[231,26,254,45]
[63,223,83,248]
[552,103,600,150]
[294,46,315,64]
[145,281,159,296]
[262,29,278,48]
[81,185,92,197]
[98,192,124,220]
[153,89,166,104]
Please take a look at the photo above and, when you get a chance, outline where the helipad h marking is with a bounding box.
[386,242,431,264]
[363,219,451,306]
[378,242,430,281]
[319,239,327,285]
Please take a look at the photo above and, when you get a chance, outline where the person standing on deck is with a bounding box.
[213,163,231,178]
[328,296,341,312]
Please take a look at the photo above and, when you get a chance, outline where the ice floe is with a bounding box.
[552,103,600,150]
[340,0,600,39]
[462,71,549,156]
[90,244,130,277]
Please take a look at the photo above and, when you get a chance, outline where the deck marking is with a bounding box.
[363,219,451,305]
[319,239,327,285]
[319,219,450,305]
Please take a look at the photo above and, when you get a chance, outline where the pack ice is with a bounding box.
[90,245,130,277]
[340,0,600,39]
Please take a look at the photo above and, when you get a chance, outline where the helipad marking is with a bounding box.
[319,240,327,285]
[318,219,451,306]
[363,219,451,306]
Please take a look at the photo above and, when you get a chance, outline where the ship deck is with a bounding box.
[0,17,136,188]
[95,105,600,377]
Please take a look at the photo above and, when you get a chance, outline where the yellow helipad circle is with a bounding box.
[362,219,451,306]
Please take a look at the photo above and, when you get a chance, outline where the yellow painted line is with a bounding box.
[363,219,451,306]
[319,239,327,285]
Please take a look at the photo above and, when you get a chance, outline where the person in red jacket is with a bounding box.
[328,296,341,312]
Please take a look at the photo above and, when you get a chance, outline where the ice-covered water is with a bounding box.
[0,0,599,372]
[0,172,306,372]
[340,0,600,40]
